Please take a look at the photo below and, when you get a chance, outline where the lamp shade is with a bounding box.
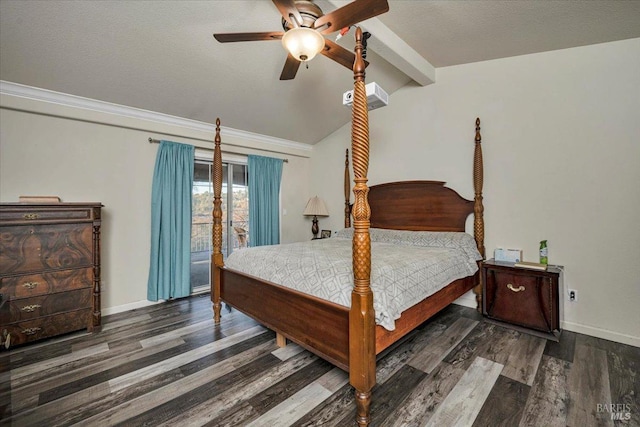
[303,196,329,217]
[282,27,325,62]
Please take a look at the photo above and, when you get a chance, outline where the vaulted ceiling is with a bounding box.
[1,1,639,144]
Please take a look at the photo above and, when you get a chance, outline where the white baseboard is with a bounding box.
[561,320,639,348]
[452,291,639,347]
[102,288,210,317]
[102,299,165,316]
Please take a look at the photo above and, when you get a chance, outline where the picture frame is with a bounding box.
[321,230,332,239]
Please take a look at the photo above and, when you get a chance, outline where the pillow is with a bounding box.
[332,227,481,261]
[333,227,354,239]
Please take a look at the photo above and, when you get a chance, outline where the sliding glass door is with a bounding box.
[191,160,248,291]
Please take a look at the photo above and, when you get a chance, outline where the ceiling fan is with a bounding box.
[213,0,389,80]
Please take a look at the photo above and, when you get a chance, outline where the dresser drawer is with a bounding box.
[0,268,93,298]
[484,269,558,333]
[0,223,93,275]
[0,205,99,223]
[1,309,92,346]
[8,288,92,322]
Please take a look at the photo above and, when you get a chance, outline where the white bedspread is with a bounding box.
[224,228,481,331]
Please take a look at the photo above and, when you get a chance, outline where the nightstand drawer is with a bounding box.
[482,260,561,338]
[485,271,555,331]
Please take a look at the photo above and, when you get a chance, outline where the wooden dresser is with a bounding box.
[0,203,102,348]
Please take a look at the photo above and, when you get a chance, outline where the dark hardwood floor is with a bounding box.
[1,294,638,426]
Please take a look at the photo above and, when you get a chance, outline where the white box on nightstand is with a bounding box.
[494,248,523,263]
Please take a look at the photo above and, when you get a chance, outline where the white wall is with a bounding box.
[312,38,640,346]
[0,92,311,314]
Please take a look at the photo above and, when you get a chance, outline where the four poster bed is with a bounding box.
[211,28,485,427]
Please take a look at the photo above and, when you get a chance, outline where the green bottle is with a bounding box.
[539,240,548,265]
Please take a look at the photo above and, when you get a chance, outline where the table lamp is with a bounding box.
[303,196,329,239]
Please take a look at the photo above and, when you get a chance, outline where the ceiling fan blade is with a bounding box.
[280,54,301,80]
[213,32,284,43]
[314,0,389,34]
[321,39,369,70]
[272,0,303,28]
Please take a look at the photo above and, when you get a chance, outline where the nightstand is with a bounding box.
[482,259,563,341]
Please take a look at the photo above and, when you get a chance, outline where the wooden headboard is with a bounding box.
[368,180,473,231]
[343,118,485,255]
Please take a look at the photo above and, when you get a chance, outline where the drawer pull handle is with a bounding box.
[22,327,42,335]
[2,330,10,350]
[507,283,525,293]
[23,213,39,220]
[21,304,42,312]
[23,282,39,289]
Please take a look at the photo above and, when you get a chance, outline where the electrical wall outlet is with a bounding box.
[568,289,578,302]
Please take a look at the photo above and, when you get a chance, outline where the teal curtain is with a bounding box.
[147,140,194,301]
[248,155,283,247]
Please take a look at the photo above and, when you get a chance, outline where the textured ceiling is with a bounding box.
[377,1,640,67]
[1,1,639,145]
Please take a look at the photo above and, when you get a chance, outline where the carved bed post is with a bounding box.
[212,118,224,324]
[344,149,351,228]
[473,117,485,311]
[349,27,375,427]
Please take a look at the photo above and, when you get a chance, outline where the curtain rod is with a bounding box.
[148,137,288,162]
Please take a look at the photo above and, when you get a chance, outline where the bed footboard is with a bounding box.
[221,269,350,369]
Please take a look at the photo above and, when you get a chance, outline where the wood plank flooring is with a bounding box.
[1,294,638,426]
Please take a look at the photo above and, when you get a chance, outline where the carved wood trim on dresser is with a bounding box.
[0,202,103,348]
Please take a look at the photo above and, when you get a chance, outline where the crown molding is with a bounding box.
[0,80,312,153]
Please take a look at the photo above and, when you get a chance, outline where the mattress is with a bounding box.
[224,228,482,330]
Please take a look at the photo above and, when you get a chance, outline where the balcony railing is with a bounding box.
[191,220,249,254]
[192,222,212,253]
[190,220,249,289]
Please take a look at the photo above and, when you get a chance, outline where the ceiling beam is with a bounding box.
[326,1,435,86]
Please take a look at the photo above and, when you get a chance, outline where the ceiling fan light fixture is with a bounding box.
[282,27,325,62]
